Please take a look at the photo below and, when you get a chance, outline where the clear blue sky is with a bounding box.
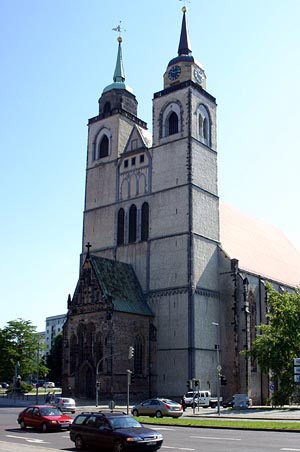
[1,0,299,332]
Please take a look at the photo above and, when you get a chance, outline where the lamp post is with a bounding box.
[243,277,250,394]
[212,322,221,415]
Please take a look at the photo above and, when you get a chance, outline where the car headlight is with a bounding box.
[126,437,143,442]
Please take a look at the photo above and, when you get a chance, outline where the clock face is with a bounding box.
[194,67,204,84]
[168,65,181,81]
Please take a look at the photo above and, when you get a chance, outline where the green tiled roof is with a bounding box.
[89,255,153,317]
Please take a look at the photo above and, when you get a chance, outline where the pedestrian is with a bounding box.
[181,396,186,411]
[45,392,51,403]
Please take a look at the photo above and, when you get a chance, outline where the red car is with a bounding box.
[17,405,73,432]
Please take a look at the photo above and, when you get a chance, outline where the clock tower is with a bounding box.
[149,6,220,394]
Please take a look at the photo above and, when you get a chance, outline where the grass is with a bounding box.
[135,416,300,431]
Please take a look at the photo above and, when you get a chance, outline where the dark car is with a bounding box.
[69,410,163,452]
[17,405,73,432]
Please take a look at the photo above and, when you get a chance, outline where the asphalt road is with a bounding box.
[1,407,300,452]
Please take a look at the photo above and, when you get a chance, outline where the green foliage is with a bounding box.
[46,333,62,383]
[0,318,49,383]
[245,284,300,405]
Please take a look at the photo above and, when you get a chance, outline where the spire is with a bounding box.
[113,36,125,83]
[102,35,134,94]
[178,6,192,56]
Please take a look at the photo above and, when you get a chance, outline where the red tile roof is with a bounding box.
[219,201,300,288]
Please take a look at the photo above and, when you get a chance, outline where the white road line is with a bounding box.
[162,447,195,451]
[190,435,241,441]
[281,449,300,451]
[6,434,49,444]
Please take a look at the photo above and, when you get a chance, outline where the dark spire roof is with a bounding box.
[167,6,194,67]
[178,6,192,56]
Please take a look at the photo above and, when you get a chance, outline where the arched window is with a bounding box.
[117,208,125,245]
[168,112,179,135]
[134,336,144,375]
[99,135,109,158]
[197,104,211,146]
[70,334,77,374]
[161,102,182,138]
[95,333,103,372]
[103,101,111,116]
[141,202,149,241]
[128,204,137,243]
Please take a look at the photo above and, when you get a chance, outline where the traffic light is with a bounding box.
[187,379,192,390]
[194,379,200,387]
[220,375,227,386]
[128,346,134,359]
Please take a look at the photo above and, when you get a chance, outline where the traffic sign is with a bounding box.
[294,375,300,383]
[294,358,300,366]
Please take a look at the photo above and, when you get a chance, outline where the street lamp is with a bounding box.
[212,322,221,415]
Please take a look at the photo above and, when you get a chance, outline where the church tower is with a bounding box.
[148,7,220,394]
[79,7,220,397]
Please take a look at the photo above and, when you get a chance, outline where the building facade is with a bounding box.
[62,7,300,403]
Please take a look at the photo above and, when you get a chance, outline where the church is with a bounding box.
[62,7,300,404]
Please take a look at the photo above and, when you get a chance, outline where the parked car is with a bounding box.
[52,397,76,413]
[17,405,73,432]
[131,398,183,418]
[222,393,250,408]
[0,382,9,389]
[70,410,163,451]
[43,381,55,388]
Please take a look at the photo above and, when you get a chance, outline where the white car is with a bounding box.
[53,397,76,413]
[43,382,55,388]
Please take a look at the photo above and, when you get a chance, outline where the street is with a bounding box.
[1,407,300,451]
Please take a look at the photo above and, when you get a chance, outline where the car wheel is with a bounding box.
[75,435,85,450]
[42,423,48,433]
[210,403,217,408]
[20,420,26,429]
[132,409,139,416]
[114,440,126,452]
[155,410,163,418]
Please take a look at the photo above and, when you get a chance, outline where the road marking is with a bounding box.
[155,427,176,431]
[191,435,241,441]
[6,434,49,444]
[162,447,194,451]
[281,449,300,451]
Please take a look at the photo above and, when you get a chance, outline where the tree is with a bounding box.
[245,284,300,405]
[0,319,48,383]
[46,333,62,384]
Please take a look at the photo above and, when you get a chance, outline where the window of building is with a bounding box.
[117,208,125,245]
[99,135,109,158]
[197,104,211,146]
[124,159,128,168]
[139,154,144,164]
[168,112,178,135]
[131,157,136,166]
[141,202,149,241]
[134,336,144,375]
[103,101,111,116]
[128,204,137,243]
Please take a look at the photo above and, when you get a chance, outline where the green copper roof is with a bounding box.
[102,37,134,94]
[89,255,153,317]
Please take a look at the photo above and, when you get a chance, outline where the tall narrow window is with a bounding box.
[103,102,111,116]
[141,202,149,241]
[168,112,178,135]
[134,336,144,375]
[128,204,137,243]
[117,208,125,245]
[203,117,208,140]
[99,135,109,158]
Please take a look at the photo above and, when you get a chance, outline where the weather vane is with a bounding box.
[112,20,126,38]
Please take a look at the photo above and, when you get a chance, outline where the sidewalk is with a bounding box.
[1,393,300,421]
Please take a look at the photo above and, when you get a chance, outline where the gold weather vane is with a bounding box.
[112,21,126,39]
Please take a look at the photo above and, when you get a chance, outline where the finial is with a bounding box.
[112,20,126,42]
[85,241,92,257]
[179,0,190,12]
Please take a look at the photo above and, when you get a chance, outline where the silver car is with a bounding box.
[53,397,76,414]
[132,398,183,418]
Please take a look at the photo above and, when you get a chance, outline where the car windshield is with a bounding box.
[109,416,141,429]
[40,407,63,416]
[159,399,178,405]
